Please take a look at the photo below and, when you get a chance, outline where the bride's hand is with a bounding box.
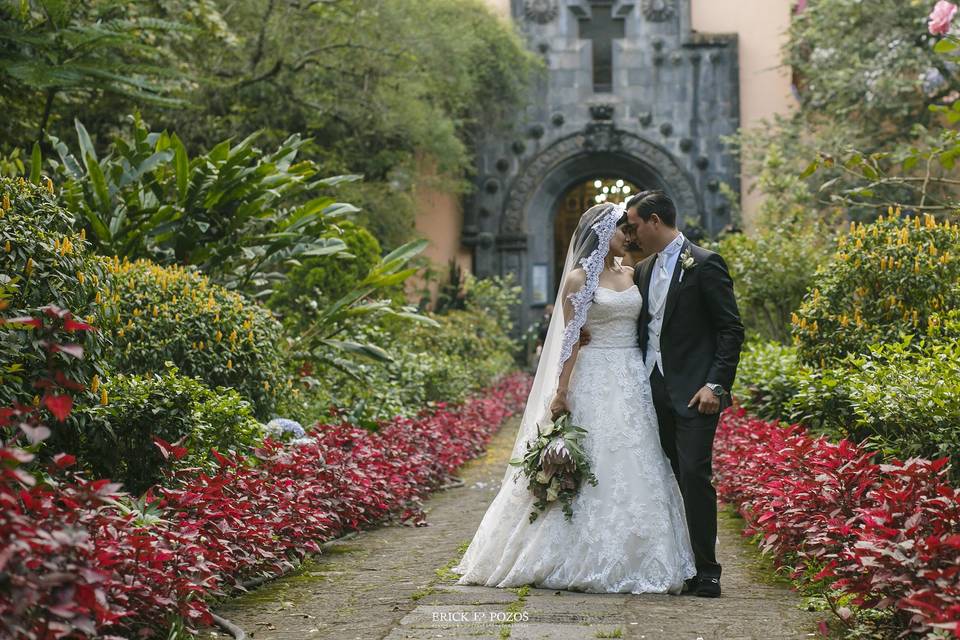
[550,390,570,420]
[579,328,591,346]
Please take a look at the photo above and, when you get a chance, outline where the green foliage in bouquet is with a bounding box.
[0,176,113,410]
[792,210,960,366]
[105,258,288,419]
[509,412,597,523]
[79,366,265,494]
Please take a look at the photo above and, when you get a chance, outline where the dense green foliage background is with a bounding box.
[0,0,531,497]
[0,0,537,249]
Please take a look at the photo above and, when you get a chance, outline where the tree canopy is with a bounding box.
[0,0,537,248]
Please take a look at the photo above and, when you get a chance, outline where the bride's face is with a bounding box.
[608,225,629,257]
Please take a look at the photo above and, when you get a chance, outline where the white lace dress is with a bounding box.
[451,284,697,594]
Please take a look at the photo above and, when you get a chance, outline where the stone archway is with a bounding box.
[495,128,702,329]
[500,129,701,236]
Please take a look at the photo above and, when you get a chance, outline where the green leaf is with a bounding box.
[380,238,429,266]
[75,119,97,170]
[29,141,41,184]
[934,38,960,53]
[389,310,442,327]
[81,206,111,243]
[799,159,819,180]
[301,239,348,257]
[85,153,111,211]
[172,133,189,203]
[323,339,394,363]
[317,174,363,186]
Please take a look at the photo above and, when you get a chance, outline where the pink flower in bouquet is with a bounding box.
[929,1,958,36]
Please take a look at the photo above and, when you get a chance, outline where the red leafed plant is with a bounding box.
[0,306,532,639]
[714,408,960,637]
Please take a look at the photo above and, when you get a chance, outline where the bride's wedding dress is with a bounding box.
[451,283,696,594]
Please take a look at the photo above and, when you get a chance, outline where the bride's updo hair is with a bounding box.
[568,203,629,269]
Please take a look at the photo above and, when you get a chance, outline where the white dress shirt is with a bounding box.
[646,232,685,377]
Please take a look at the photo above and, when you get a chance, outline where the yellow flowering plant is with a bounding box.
[793,209,960,365]
[0,177,113,412]
[106,259,288,419]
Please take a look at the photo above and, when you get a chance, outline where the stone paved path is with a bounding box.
[203,417,819,640]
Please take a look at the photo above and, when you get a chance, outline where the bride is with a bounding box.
[451,202,696,594]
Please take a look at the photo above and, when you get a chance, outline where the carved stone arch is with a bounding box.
[500,129,701,236]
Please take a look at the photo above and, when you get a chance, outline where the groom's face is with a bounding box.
[626,206,656,255]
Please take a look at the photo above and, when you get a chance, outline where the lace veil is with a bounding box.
[501,202,626,491]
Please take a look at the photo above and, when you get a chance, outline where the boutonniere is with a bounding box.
[679,247,696,282]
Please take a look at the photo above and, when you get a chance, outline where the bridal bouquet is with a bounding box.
[508,412,598,523]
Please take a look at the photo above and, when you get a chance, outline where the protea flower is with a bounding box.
[539,437,575,478]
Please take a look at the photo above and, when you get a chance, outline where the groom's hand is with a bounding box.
[688,386,720,415]
[579,328,591,346]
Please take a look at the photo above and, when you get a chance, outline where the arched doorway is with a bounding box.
[491,130,702,331]
[552,176,641,290]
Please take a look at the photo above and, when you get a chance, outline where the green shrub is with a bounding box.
[793,210,960,366]
[279,274,521,427]
[712,225,829,342]
[732,340,806,422]
[280,308,517,428]
[47,116,353,296]
[787,338,960,479]
[461,272,523,329]
[268,220,382,330]
[79,367,264,494]
[0,176,113,410]
[106,259,288,418]
[408,309,516,400]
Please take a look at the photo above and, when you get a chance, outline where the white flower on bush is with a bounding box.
[263,418,307,443]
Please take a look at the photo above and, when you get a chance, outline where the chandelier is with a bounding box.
[591,178,638,205]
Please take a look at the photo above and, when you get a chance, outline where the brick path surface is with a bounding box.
[203,417,819,640]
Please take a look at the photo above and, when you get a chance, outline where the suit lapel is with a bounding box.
[637,257,654,353]
[661,238,689,328]
[640,257,655,306]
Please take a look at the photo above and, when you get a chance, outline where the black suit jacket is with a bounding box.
[634,238,745,419]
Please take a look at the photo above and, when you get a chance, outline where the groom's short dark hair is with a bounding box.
[626,190,677,228]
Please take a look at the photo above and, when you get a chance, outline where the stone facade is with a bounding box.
[463,0,740,331]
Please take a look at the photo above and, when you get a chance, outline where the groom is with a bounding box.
[625,190,744,598]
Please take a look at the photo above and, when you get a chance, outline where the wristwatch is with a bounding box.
[706,383,726,397]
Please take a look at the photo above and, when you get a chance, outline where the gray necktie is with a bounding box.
[650,251,670,313]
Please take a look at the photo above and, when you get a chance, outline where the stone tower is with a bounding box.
[463,0,739,331]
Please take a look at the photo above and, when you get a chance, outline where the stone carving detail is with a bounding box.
[589,104,615,121]
[501,131,699,234]
[642,0,676,22]
[583,123,624,152]
[524,0,559,24]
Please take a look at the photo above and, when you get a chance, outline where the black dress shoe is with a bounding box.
[695,576,721,598]
[682,576,699,595]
